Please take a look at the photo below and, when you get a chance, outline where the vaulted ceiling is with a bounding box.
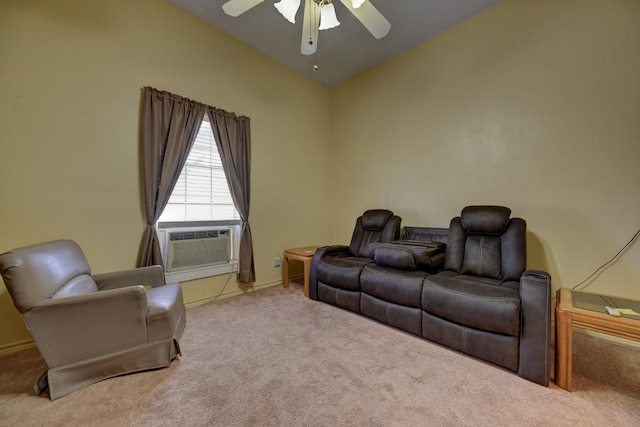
[167,0,501,87]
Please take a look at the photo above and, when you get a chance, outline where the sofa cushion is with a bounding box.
[461,235,502,279]
[52,275,99,299]
[369,242,445,272]
[422,274,521,337]
[317,256,372,292]
[361,264,427,308]
[374,244,418,269]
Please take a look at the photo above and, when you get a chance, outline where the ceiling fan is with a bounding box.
[222,0,391,55]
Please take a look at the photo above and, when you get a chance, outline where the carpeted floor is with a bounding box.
[0,281,638,426]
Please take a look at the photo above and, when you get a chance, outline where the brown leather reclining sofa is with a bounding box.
[309,206,551,386]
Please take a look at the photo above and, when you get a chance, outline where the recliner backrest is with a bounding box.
[444,206,526,281]
[0,240,98,313]
[349,209,401,257]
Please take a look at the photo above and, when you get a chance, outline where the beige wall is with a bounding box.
[331,0,640,298]
[2,0,639,351]
[0,0,332,350]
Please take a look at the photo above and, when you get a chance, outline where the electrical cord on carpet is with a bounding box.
[211,270,235,301]
[572,227,640,291]
[189,270,235,308]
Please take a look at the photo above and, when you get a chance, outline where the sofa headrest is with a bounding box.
[361,210,394,230]
[461,206,512,236]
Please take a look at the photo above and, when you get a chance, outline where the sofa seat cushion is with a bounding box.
[422,274,521,337]
[361,264,427,308]
[317,256,373,292]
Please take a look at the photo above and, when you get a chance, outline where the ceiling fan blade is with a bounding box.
[301,0,320,55]
[339,0,391,39]
[222,0,265,17]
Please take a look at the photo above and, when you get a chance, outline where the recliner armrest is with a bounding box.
[24,287,150,367]
[308,245,352,300]
[93,265,166,290]
[317,245,352,257]
[518,269,551,386]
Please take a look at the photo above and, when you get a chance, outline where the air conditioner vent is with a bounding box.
[165,228,231,272]
[169,229,230,241]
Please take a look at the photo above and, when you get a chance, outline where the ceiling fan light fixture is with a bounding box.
[351,0,366,8]
[318,2,340,30]
[274,0,300,24]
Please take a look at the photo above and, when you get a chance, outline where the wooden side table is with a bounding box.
[283,246,319,298]
[555,288,640,391]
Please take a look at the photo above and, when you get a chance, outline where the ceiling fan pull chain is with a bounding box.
[308,1,314,46]
[312,2,319,71]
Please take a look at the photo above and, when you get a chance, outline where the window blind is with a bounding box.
[160,118,240,222]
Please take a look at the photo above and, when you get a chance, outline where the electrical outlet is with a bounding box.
[273,257,281,267]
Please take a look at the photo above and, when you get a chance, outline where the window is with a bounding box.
[159,117,240,223]
[158,117,240,282]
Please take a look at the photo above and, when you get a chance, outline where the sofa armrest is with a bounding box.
[518,269,551,386]
[93,265,166,290]
[24,287,149,367]
[318,245,351,257]
[309,245,351,300]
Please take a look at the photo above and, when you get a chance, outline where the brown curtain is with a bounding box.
[207,108,255,283]
[139,87,206,267]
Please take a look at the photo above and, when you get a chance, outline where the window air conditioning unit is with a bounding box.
[165,228,231,272]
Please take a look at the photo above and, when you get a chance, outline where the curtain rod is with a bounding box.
[142,86,250,120]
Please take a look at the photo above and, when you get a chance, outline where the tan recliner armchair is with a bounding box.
[0,239,186,400]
